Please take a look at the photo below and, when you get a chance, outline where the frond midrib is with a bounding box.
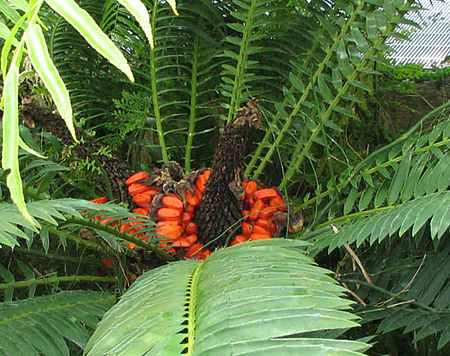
[186,262,204,355]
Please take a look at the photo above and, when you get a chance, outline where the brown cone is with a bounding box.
[195,99,262,249]
[20,99,135,206]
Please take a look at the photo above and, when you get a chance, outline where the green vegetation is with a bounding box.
[379,63,450,81]
[0,0,448,355]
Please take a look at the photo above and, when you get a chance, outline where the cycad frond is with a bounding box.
[0,291,115,356]
[293,105,449,353]
[298,104,449,251]
[336,113,449,215]
[344,238,449,351]
[102,0,224,167]
[377,308,449,350]
[0,199,147,249]
[85,239,370,355]
[219,0,289,123]
[307,191,449,255]
[246,0,420,185]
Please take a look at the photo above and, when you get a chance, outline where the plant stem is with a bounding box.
[185,37,199,172]
[186,263,203,356]
[342,279,436,313]
[313,205,395,230]
[12,247,99,265]
[64,217,176,262]
[0,275,114,290]
[47,227,107,254]
[366,139,449,175]
[150,0,168,162]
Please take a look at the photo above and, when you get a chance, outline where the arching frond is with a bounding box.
[0,199,152,249]
[100,0,225,167]
[342,237,449,351]
[307,191,449,255]
[298,105,449,254]
[85,239,370,355]
[247,0,420,186]
[0,291,115,356]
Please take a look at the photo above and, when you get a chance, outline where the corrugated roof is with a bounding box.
[387,1,450,69]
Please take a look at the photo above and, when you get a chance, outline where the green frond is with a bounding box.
[245,0,419,184]
[0,198,144,249]
[219,0,301,124]
[221,0,272,122]
[66,213,175,261]
[0,291,115,356]
[372,250,449,349]
[85,239,369,355]
[101,0,224,166]
[306,191,449,255]
[0,195,176,261]
[295,102,449,230]
[291,105,449,352]
[376,309,449,350]
[277,1,418,188]
[344,240,449,351]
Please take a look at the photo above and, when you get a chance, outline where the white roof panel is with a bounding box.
[387,1,450,69]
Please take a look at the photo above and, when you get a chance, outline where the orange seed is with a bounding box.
[125,171,149,186]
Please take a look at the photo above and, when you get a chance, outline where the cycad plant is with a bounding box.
[0,0,448,355]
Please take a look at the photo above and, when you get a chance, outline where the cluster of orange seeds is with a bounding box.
[125,170,212,260]
[88,170,287,261]
[232,182,286,245]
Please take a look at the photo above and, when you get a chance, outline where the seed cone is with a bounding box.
[20,99,135,205]
[195,99,262,249]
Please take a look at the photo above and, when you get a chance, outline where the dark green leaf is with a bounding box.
[318,74,332,103]
[374,181,389,207]
[351,26,369,51]
[365,14,379,42]
[344,186,358,215]
[388,152,411,205]
[358,185,375,211]
[288,72,304,92]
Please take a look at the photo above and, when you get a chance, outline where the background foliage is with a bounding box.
[0,0,448,355]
